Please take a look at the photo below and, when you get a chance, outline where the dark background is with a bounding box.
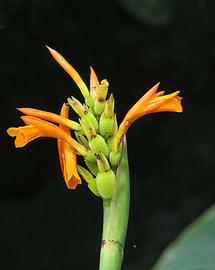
[1,0,215,269]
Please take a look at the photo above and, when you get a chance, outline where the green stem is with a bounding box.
[99,138,130,270]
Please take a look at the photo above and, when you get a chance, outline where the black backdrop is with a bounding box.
[1,1,215,269]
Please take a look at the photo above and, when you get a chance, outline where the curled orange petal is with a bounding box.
[58,104,81,189]
[46,46,89,98]
[7,126,43,147]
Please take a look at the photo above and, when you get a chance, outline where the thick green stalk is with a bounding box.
[99,138,130,270]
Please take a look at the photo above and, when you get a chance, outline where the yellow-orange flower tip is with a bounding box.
[90,66,99,98]
[17,107,81,131]
[46,45,89,98]
[58,103,82,189]
[7,126,43,148]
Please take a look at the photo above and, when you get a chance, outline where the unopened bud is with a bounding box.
[85,150,96,162]
[104,94,114,118]
[97,79,109,101]
[67,97,86,117]
[96,170,116,199]
[88,180,100,197]
[99,114,114,138]
[89,134,109,157]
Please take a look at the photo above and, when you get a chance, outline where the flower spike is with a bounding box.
[46,46,89,98]
[58,103,81,189]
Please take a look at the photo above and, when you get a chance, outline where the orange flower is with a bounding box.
[115,83,182,150]
[7,104,84,189]
[57,104,81,189]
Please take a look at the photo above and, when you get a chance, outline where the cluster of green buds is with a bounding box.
[70,73,121,199]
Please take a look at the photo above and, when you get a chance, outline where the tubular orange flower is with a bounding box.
[46,46,89,98]
[58,104,81,189]
[17,107,81,131]
[115,83,182,150]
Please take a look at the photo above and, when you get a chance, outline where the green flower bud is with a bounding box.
[99,114,114,138]
[84,159,99,176]
[109,151,121,167]
[94,100,106,115]
[104,94,114,118]
[96,170,116,199]
[82,112,98,131]
[89,134,108,157]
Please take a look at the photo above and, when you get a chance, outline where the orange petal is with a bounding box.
[46,46,89,97]
[7,126,43,147]
[123,82,160,124]
[90,66,99,98]
[58,103,81,189]
[17,107,80,131]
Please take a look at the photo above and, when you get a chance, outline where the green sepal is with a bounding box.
[96,153,110,172]
[96,170,116,199]
[88,180,100,197]
[82,112,98,131]
[89,134,109,157]
[75,132,89,149]
[77,165,93,183]
[84,159,99,176]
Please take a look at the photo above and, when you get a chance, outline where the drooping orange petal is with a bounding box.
[7,125,43,147]
[57,104,81,189]
[17,107,80,131]
[46,46,89,98]
[21,116,87,156]
[90,66,99,99]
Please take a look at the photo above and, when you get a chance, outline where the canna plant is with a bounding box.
[7,46,182,270]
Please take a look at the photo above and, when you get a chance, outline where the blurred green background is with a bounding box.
[1,0,215,269]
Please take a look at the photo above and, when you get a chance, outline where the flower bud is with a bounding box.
[104,94,114,118]
[85,95,95,108]
[85,150,96,162]
[79,117,96,140]
[89,134,108,157]
[96,170,116,199]
[75,132,89,149]
[99,114,114,138]
[88,180,100,197]
[67,97,86,117]
[96,79,109,101]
